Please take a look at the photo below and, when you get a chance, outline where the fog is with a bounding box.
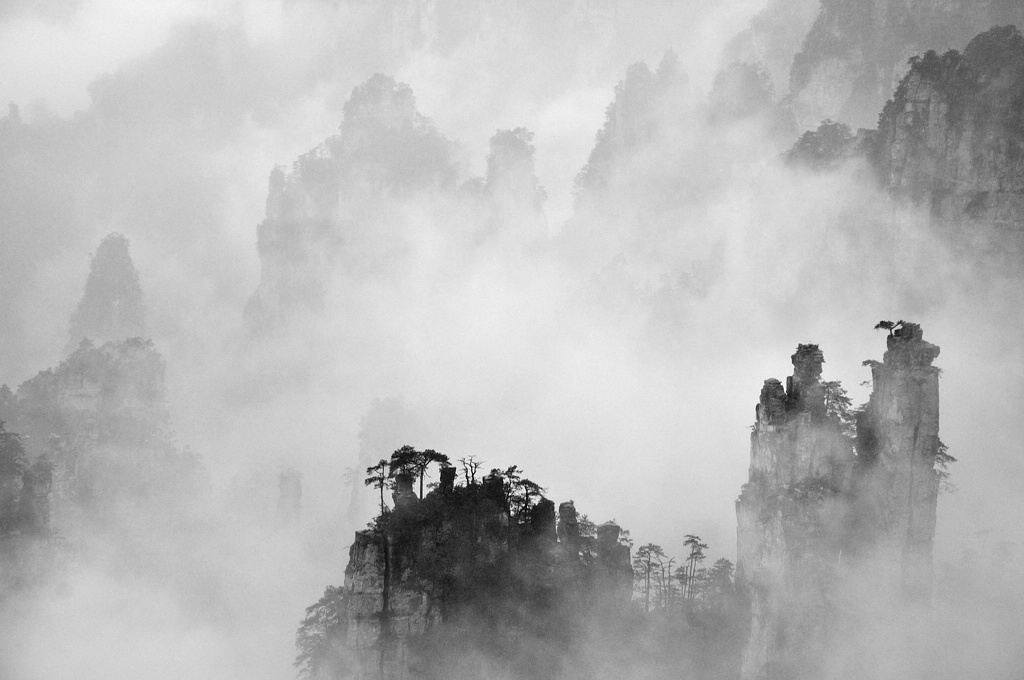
[0,1,1022,679]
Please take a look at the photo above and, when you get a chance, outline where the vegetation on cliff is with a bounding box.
[298,445,749,680]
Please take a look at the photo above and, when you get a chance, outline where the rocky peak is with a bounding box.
[873,26,1024,254]
[738,324,945,678]
[854,323,942,601]
[340,74,420,152]
[485,127,546,213]
[67,233,146,354]
[313,468,631,680]
[882,321,941,368]
[244,73,460,331]
[787,0,1024,128]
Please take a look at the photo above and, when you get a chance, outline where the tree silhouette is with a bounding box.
[458,456,483,486]
[294,586,347,679]
[681,535,709,602]
[365,458,390,516]
[874,320,906,335]
[418,449,450,499]
[388,446,451,499]
[633,543,665,613]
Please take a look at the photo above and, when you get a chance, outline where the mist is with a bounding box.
[1,1,1022,679]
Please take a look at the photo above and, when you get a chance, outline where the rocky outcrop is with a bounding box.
[872,26,1024,256]
[244,74,459,331]
[66,233,147,354]
[1,338,196,529]
[788,0,1024,129]
[736,344,855,680]
[851,322,942,601]
[482,127,547,240]
[313,470,632,680]
[737,325,944,679]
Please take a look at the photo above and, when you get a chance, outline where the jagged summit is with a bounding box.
[573,52,688,204]
[244,74,460,332]
[737,324,945,679]
[67,233,146,354]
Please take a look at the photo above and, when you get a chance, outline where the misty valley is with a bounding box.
[1,2,1024,680]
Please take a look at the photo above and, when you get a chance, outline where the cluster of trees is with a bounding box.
[364,447,550,527]
[632,536,738,616]
[364,445,450,512]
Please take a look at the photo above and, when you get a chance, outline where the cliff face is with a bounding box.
[788,0,1024,128]
[736,345,855,680]
[873,26,1024,256]
[313,473,632,680]
[852,323,941,601]
[737,325,943,679]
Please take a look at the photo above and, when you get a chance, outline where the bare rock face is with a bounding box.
[873,26,1024,257]
[341,530,436,680]
[737,325,943,679]
[852,322,941,601]
[737,344,855,680]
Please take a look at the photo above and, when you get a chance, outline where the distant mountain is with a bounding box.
[244,74,459,332]
[873,25,1024,255]
[787,0,1024,129]
[787,26,1024,259]
[2,338,197,530]
[244,74,548,333]
[67,233,147,354]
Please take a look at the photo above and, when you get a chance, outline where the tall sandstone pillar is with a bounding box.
[736,345,855,680]
[852,323,941,602]
[737,326,943,680]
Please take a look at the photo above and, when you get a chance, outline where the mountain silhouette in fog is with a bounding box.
[66,233,147,354]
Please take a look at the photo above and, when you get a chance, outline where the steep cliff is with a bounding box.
[300,467,632,680]
[872,26,1024,256]
[788,0,1024,128]
[851,322,942,601]
[737,325,944,679]
[736,345,856,680]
